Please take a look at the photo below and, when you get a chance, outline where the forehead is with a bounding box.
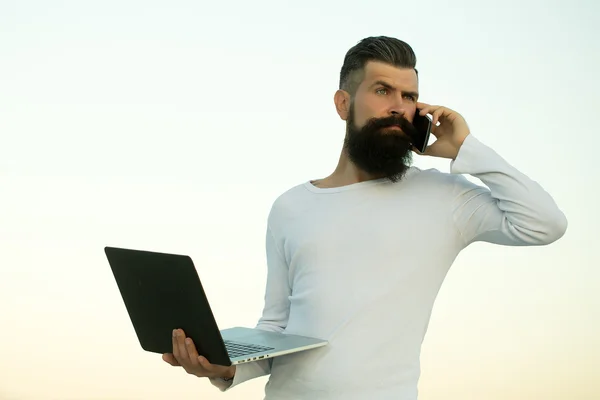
[360,61,418,90]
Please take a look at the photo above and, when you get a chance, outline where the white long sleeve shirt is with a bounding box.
[210,134,567,399]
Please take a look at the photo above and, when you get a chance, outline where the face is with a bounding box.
[336,61,420,182]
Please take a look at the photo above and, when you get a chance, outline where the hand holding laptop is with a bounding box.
[104,246,327,378]
[162,328,236,380]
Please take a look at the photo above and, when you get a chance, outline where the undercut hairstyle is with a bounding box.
[339,36,418,95]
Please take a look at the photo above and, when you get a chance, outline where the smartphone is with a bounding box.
[411,109,432,153]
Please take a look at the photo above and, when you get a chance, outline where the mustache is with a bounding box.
[362,115,418,140]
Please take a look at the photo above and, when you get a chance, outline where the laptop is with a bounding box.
[104,246,327,366]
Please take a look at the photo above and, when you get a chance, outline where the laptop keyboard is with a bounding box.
[224,340,274,358]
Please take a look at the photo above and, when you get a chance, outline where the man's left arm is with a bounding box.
[449,134,567,246]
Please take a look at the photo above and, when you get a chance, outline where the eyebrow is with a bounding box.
[370,80,419,99]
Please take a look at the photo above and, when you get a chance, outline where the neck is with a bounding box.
[312,149,386,189]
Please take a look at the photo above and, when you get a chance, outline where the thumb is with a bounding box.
[422,137,451,157]
[411,145,424,155]
[412,142,438,156]
[423,144,435,156]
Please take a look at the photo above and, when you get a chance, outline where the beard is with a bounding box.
[343,105,418,183]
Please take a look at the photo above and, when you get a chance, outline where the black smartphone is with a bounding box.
[411,109,432,153]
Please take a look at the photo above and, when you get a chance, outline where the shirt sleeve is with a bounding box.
[449,134,568,246]
[209,224,292,392]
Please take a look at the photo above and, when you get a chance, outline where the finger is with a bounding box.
[185,337,200,367]
[416,102,431,113]
[432,107,445,127]
[416,102,439,117]
[419,106,435,117]
[172,329,180,359]
[162,353,180,366]
[176,330,189,363]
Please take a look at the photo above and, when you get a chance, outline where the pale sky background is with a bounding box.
[1,0,599,399]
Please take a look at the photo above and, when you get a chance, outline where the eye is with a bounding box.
[403,94,416,102]
[375,87,388,95]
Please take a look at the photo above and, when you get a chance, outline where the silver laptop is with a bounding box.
[104,246,327,366]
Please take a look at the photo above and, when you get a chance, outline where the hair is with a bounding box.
[339,36,418,95]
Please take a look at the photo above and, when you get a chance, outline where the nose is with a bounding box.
[390,109,406,118]
[388,97,408,117]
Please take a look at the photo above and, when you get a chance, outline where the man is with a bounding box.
[163,36,568,399]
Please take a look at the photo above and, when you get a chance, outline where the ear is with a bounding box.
[334,89,351,121]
